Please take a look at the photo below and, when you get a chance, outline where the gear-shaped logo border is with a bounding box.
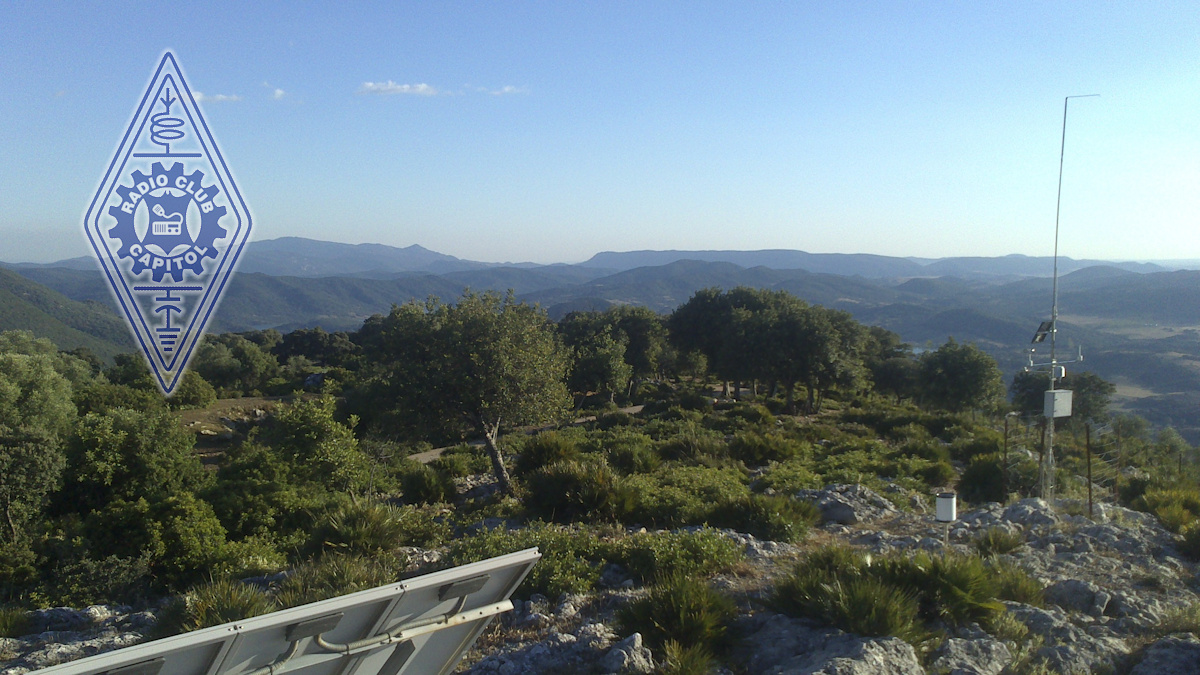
[106,161,227,281]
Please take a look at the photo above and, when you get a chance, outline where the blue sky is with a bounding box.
[1,1,1197,264]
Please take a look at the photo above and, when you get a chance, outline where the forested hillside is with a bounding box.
[9,257,1200,442]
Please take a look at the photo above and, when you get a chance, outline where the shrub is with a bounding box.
[990,560,1044,607]
[917,459,957,487]
[307,501,448,555]
[895,438,949,463]
[275,553,404,608]
[620,529,743,582]
[707,494,817,543]
[398,462,455,505]
[446,523,604,598]
[658,430,727,462]
[514,432,582,477]
[598,430,661,474]
[41,553,153,607]
[0,607,29,638]
[659,640,714,675]
[1181,525,1200,561]
[170,579,274,633]
[972,527,1025,557]
[755,459,822,495]
[729,431,808,466]
[222,536,288,578]
[83,493,232,592]
[523,457,633,523]
[727,403,775,426]
[621,465,749,527]
[958,453,1008,505]
[595,410,635,429]
[950,434,1003,463]
[618,573,736,652]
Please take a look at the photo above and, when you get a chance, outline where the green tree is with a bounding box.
[254,395,366,493]
[61,407,208,514]
[0,428,65,543]
[361,291,570,493]
[0,352,76,438]
[191,334,280,395]
[918,339,1005,414]
[567,332,632,405]
[169,370,217,409]
[606,305,667,389]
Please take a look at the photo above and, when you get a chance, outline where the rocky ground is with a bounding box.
[4,484,1199,675]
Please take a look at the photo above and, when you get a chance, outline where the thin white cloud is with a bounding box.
[359,81,439,96]
[194,92,241,103]
[273,88,286,100]
[491,85,528,96]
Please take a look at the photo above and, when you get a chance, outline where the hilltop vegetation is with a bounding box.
[9,251,1200,442]
[2,285,1199,673]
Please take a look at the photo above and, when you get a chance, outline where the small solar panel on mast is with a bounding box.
[30,548,540,675]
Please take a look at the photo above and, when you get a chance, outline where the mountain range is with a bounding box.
[3,238,1198,441]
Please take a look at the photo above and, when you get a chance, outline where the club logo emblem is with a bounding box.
[84,52,251,394]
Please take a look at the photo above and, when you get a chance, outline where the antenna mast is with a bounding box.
[1030,94,1097,502]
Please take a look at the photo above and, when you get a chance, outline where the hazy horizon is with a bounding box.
[4,234,1200,270]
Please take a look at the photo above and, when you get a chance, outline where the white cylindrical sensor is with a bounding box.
[936,492,957,523]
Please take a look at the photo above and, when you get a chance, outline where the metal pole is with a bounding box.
[1041,94,1098,503]
[1086,423,1093,519]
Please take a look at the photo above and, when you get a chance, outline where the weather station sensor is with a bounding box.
[1044,389,1073,419]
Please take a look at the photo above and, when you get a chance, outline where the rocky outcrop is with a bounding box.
[796,484,897,525]
[929,637,1012,675]
[1130,634,1200,675]
[731,614,924,675]
[0,606,157,675]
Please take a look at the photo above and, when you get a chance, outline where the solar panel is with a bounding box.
[31,548,540,675]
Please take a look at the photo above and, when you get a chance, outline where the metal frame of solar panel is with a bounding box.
[31,547,541,675]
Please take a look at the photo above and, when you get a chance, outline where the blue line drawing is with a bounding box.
[84,52,252,395]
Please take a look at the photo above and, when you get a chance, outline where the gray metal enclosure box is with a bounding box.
[1044,389,1073,418]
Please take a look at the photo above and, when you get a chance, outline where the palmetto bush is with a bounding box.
[397,461,455,505]
[523,457,634,523]
[514,431,582,477]
[617,573,736,654]
[308,501,450,555]
[972,527,1025,557]
[164,579,274,633]
[275,553,404,609]
[772,546,1037,643]
[658,640,714,675]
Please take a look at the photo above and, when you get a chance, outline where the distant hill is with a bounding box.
[582,249,1165,279]
[581,250,926,278]
[234,237,493,277]
[0,268,133,361]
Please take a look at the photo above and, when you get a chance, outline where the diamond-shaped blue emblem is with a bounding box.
[84,52,251,395]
